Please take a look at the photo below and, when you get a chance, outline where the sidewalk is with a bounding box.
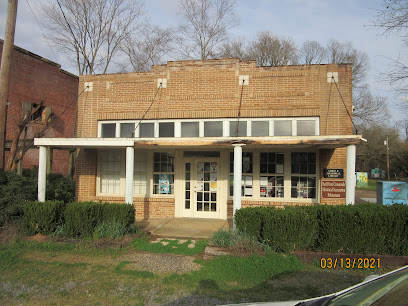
[135,218,232,239]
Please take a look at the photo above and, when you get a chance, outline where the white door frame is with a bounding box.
[180,157,223,219]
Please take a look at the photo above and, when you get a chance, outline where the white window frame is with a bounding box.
[227,149,319,203]
[98,117,320,139]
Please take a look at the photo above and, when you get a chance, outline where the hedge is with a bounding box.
[63,202,135,237]
[235,204,408,255]
[23,201,135,238]
[0,169,76,227]
[23,200,66,235]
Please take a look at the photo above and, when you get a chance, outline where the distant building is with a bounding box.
[35,59,361,219]
[0,40,78,175]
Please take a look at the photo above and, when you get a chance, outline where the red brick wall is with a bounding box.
[75,59,354,214]
[0,41,78,175]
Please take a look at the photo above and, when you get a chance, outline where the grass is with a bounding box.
[130,237,208,255]
[356,179,377,191]
[0,235,376,305]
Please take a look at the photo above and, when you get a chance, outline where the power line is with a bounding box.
[56,0,93,74]
[333,78,358,134]
[25,0,58,63]
[133,84,163,136]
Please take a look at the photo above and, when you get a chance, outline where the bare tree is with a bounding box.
[217,37,249,60]
[326,39,369,88]
[120,24,174,72]
[247,31,298,66]
[176,0,239,60]
[299,40,327,64]
[373,0,408,114]
[38,0,144,75]
[353,84,390,124]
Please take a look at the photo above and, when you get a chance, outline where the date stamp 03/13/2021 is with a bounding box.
[320,257,380,269]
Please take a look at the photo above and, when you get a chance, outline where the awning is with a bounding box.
[34,135,362,150]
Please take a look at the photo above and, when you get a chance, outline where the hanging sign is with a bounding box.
[323,169,344,179]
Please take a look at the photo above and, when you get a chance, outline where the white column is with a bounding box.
[233,144,244,230]
[346,144,356,205]
[125,146,134,204]
[38,146,47,202]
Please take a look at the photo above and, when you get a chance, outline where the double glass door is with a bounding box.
[183,159,220,218]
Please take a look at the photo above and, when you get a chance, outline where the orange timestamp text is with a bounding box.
[320,257,380,269]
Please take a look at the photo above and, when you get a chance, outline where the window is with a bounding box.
[181,122,199,137]
[229,121,247,137]
[252,121,269,136]
[260,152,284,198]
[291,152,316,199]
[204,121,223,137]
[134,151,147,194]
[99,151,121,194]
[120,123,134,137]
[297,120,316,136]
[274,120,292,136]
[229,152,253,197]
[139,123,154,137]
[159,122,174,137]
[153,152,175,194]
[101,123,116,138]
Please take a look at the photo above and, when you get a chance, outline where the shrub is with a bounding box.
[234,204,408,256]
[0,170,37,226]
[46,173,75,203]
[64,202,135,238]
[23,201,66,235]
[93,221,128,239]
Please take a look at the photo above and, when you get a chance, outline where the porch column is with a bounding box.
[233,144,244,230]
[346,144,356,205]
[125,146,134,204]
[38,146,47,202]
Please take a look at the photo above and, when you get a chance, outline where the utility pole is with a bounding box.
[0,0,18,171]
[385,135,390,181]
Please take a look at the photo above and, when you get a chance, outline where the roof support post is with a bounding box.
[125,146,134,205]
[38,145,47,202]
[346,144,356,205]
[233,144,244,230]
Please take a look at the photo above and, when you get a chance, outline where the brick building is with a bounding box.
[0,40,78,175]
[35,59,361,219]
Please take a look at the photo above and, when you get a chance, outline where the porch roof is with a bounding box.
[34,135,362,150]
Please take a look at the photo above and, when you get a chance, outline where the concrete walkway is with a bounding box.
[135,218,232,239]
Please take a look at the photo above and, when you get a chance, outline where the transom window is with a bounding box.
[99,117,319,138]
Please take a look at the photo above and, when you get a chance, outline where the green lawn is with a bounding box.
[0,237,376,305]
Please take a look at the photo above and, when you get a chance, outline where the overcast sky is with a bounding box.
[1,0,406,122]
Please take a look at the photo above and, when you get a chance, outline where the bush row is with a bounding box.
[0,169,75,227]
[23,201,135,237]
[235,204,408,256]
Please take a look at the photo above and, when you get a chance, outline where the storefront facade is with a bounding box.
[35,59,361,219]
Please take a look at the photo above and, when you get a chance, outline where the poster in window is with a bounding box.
[210,173,217,182]
[276,164,284,173]
[211,162,217,172]
[260,176,268,186]
[260,187,266,197]
[210,182,217,191]
[197,162,204,172]
[159,174,170,194]
[197,173,204,181]
[197,182,204,191]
